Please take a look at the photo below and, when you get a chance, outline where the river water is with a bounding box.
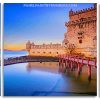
[4,50,28,59]
[4,51,97,96]
[4,61,96,96]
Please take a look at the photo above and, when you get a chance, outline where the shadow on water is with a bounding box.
[31,91,96,96]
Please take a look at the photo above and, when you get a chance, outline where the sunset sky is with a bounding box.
[4,3,94,50]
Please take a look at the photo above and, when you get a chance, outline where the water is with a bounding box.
[4,62,96,96]
[4,51,97,96]
[4,50,28,59]
[0,67,1,96]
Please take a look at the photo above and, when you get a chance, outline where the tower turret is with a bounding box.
[26,40,31,51]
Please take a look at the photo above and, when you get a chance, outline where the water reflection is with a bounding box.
[4,62,96,96]
[27,62,59,73]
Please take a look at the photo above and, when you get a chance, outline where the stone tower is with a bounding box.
[63,4,97,57]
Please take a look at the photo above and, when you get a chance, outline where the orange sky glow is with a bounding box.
[4,43,25,51]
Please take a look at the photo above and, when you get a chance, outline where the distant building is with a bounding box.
[26,41,65,57]
[63,3,97,57]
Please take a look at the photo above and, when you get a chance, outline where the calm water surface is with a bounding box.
[4,51,28,59]
[4,61,96,96]
[4,51,97,96]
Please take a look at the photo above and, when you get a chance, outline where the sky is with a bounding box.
[4,3,94,50]
[0,3,1,49]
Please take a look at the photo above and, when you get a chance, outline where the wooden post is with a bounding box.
[66,60,69,69]
[68,60,71,69]
[65,60,67,68]
[88,65,91,81]
[78,63,81,75]
[87,58,91,81]
[63,60,67,73]
[73,56,76,70]
[95,59,97,68]
[73,61,75,70]
[59,58,61,66]
[61,59,64,68]
[71,61,73,71]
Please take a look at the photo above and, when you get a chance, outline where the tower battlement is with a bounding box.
[69,3,96,17]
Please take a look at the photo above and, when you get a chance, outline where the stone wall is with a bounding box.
[26,41,66,57]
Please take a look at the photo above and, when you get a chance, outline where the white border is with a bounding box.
[0,0,100,100]
[1,0,100,3]
[1,3,3,96]
[97,2,99,98]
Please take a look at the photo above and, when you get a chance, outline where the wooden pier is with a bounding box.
[58,54,97,81]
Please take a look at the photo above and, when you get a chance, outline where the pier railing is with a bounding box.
[58,55,96,67]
